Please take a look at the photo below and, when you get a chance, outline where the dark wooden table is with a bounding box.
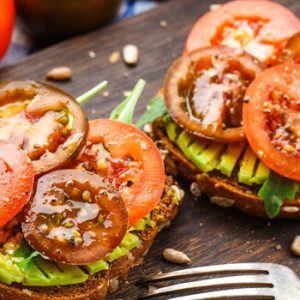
[1,0,299,299]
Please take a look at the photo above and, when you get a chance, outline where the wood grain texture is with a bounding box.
[1,0,300,299]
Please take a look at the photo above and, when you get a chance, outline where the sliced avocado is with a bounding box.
[86,260,108,275]
[251,161,270,185]
[87,232,139,275]
[23,261,49,286]
[176,131,195,160]
[189,139,209,156]
[238,146,257,185]
[0,254,24,284]
[165,119,181,142]
[217,142,245,177]
[106,232,139,263]
[120,232,139,250]
[54,261,89,285]
[24,257,88,286]
[192,142,225,173]
[133,214,155,231]
[106,246,127,263]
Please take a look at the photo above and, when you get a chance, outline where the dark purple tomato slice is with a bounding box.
[164,46,264,142]
[0,81,87,176]
[22,169,128,265]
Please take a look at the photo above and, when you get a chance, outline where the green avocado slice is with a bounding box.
[0,254,24,284]
[251,161,270,185]
[238,147,257,185]
[23,257,88,286]
[217,142,245,177]
[165,118,181,142]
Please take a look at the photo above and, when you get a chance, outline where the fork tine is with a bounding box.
[140,274,273,298]
[140,263,270,284]
[168,287,275,300]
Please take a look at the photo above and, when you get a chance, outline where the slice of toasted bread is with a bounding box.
[153,118,300,219]
[0,176,182,300]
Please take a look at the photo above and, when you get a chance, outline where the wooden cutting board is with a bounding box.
[1,0,300,298]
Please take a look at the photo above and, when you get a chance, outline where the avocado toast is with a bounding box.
[141,1,300,219]
[0,80,183,299]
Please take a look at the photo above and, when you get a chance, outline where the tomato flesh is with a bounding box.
[281,32,300,64]
[185,0,300,65]
[0,81,87,176]
[164,46,264,142]
[0,140,34,227]
[22,169,128,265]
[243,64,300,181]
[76,119,165,225]
[0,0,14,59]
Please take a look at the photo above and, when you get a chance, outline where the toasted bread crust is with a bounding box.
[0,176,181,300]
[153,119,300,219]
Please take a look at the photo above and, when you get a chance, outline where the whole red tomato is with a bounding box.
[0,0,15,59]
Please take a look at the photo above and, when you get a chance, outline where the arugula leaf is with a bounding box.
[76,80,108,105]
[110,79,145,123]
[16,251,41,270]
[14,239,32,258]
[14,240,44,270]
[136,95,168,128]
[258,171,297,218]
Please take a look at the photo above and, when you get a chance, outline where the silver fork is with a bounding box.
[138,263,300,300]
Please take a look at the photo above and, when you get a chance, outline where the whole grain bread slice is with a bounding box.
[0,176,182,300]
[153,118,300,219]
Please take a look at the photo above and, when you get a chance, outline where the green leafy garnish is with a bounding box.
[14,239,32,258]
[14,240,44,270]
[76,80,108,105]
[110,79,145,123]
[136,95,168,128]
[258,171,297,218]
[16,251,41,270]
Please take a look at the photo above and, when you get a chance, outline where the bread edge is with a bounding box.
[153,118,300,219]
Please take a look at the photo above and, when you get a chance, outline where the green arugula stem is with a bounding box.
[110,79,146,123]
[76,80,108,105]
[136,95,167,128]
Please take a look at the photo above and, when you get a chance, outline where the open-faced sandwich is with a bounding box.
[0,79,183,299]
[141,0,300,219]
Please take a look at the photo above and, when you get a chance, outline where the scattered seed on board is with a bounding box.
[163,248,191,264]
[291,235,300,256]
[190,182,202,197]
[109,51,121,64]
[160,20,168,28]
[123,90,132,97]
[88,50,96,58]
[103,90,110,97]
[123,44,139,65]
[46,67,72,81]
[275,244,282,251]
[210,196,235,208]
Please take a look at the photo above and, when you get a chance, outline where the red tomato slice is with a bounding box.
[0,140,34,227]
[243,64,300,181]
[185,0,300,65]
[0,0,15,59]
[77,119,165,225]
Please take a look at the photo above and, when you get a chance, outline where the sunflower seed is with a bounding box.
[163,248,191,264]
[46,67,72,81]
